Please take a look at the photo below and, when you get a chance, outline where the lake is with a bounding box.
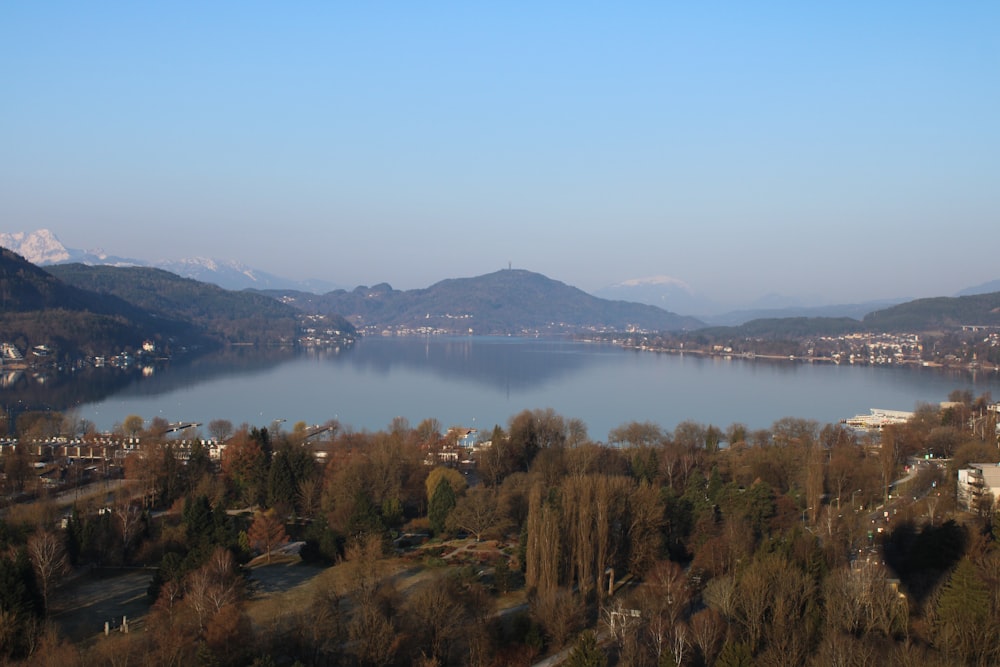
[64,337,1000,441]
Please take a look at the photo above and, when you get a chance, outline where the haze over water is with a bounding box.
[76,338,1000,440]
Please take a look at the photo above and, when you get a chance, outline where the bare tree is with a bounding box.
[525,483,562,596]
[446,486,505,541]
[532,587,584,650]
[114,496,143,562]
[27,528,69,610]
[184,547,246,633]
[736,557,774,652]
[402,574,471,663]
[342,533,399,667]
[690,608,724,666]
[208,419,234,442]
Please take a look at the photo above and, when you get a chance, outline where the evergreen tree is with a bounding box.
[429,478,457,536]
[267,449,297,515]
[715,641,753,667]
[565,630,607,667]
[935,557,990,664]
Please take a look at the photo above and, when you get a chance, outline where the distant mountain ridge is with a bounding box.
[595,273,910,323]
[703,300,907,327]
[0,228,338,293]
[264,269,704,334]
[956,279,1000,297]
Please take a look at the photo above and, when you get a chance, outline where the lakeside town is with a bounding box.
[608,328,1000,372]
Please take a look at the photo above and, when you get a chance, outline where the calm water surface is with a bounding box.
[75,337,1000,440]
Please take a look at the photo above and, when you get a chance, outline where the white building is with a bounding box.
[957,462,1000,512]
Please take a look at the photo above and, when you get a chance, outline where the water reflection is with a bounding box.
[3,337,999,440]
[333,337,611,393]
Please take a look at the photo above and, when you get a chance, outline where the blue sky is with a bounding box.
[2,3,998,305]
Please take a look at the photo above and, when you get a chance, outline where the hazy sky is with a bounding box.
[2,3,997,305]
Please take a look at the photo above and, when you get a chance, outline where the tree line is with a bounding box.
[0,392,999,665]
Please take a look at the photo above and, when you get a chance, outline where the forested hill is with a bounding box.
[48,263,301,346]
[693,316,865,340]
[0,247,188,357]
[263,269,704,333]
[618,291,1000,341]
[862,291,1000,332]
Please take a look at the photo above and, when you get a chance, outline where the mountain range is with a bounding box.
[5,229,1000,322]
[0,229,338,293]
[4,228,1000,357]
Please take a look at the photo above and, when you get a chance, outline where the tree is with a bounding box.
[934,557,991,664]
[122,414,144,439]
[608,421,663,448]
[428,478,457,536]
[267,448,298,516]
[824,561,907,639]
[114,496,144,563]
[3,445,32,494]
[208,419,234,442]
[689,608,724,667]
[565,630,607,667]
[446,487,504,541]
[425,467,467,507]
[26,528,68,611]
[344,535,398,667]
[533,587,585,649]
[880,426,901,504]
[401,573,473,664]
[525,483,562,597]
[0,548,43,661]
[184,547,246,634]
[248,509,288,564]
[416,418,443,446]
[221,430,267,507]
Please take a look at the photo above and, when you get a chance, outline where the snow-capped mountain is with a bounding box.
[0,229,337,293]
[0,229,74,264]
[594,275,723,317]
[155,257,337,292]
[0,229,145,267]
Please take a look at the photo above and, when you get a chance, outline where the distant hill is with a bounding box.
[47,264,303,346]
[704,300,905,327]
[689,291,1000,340]
[265,269,703,334]
[956,279,1000,297]
[862,291,1000,332]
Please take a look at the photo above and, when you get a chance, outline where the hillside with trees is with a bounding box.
[0,248,194,358]
[862,291,1000,332]
[641,292,1000,350]
[48,264,302,346]
[264,269,704,334]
